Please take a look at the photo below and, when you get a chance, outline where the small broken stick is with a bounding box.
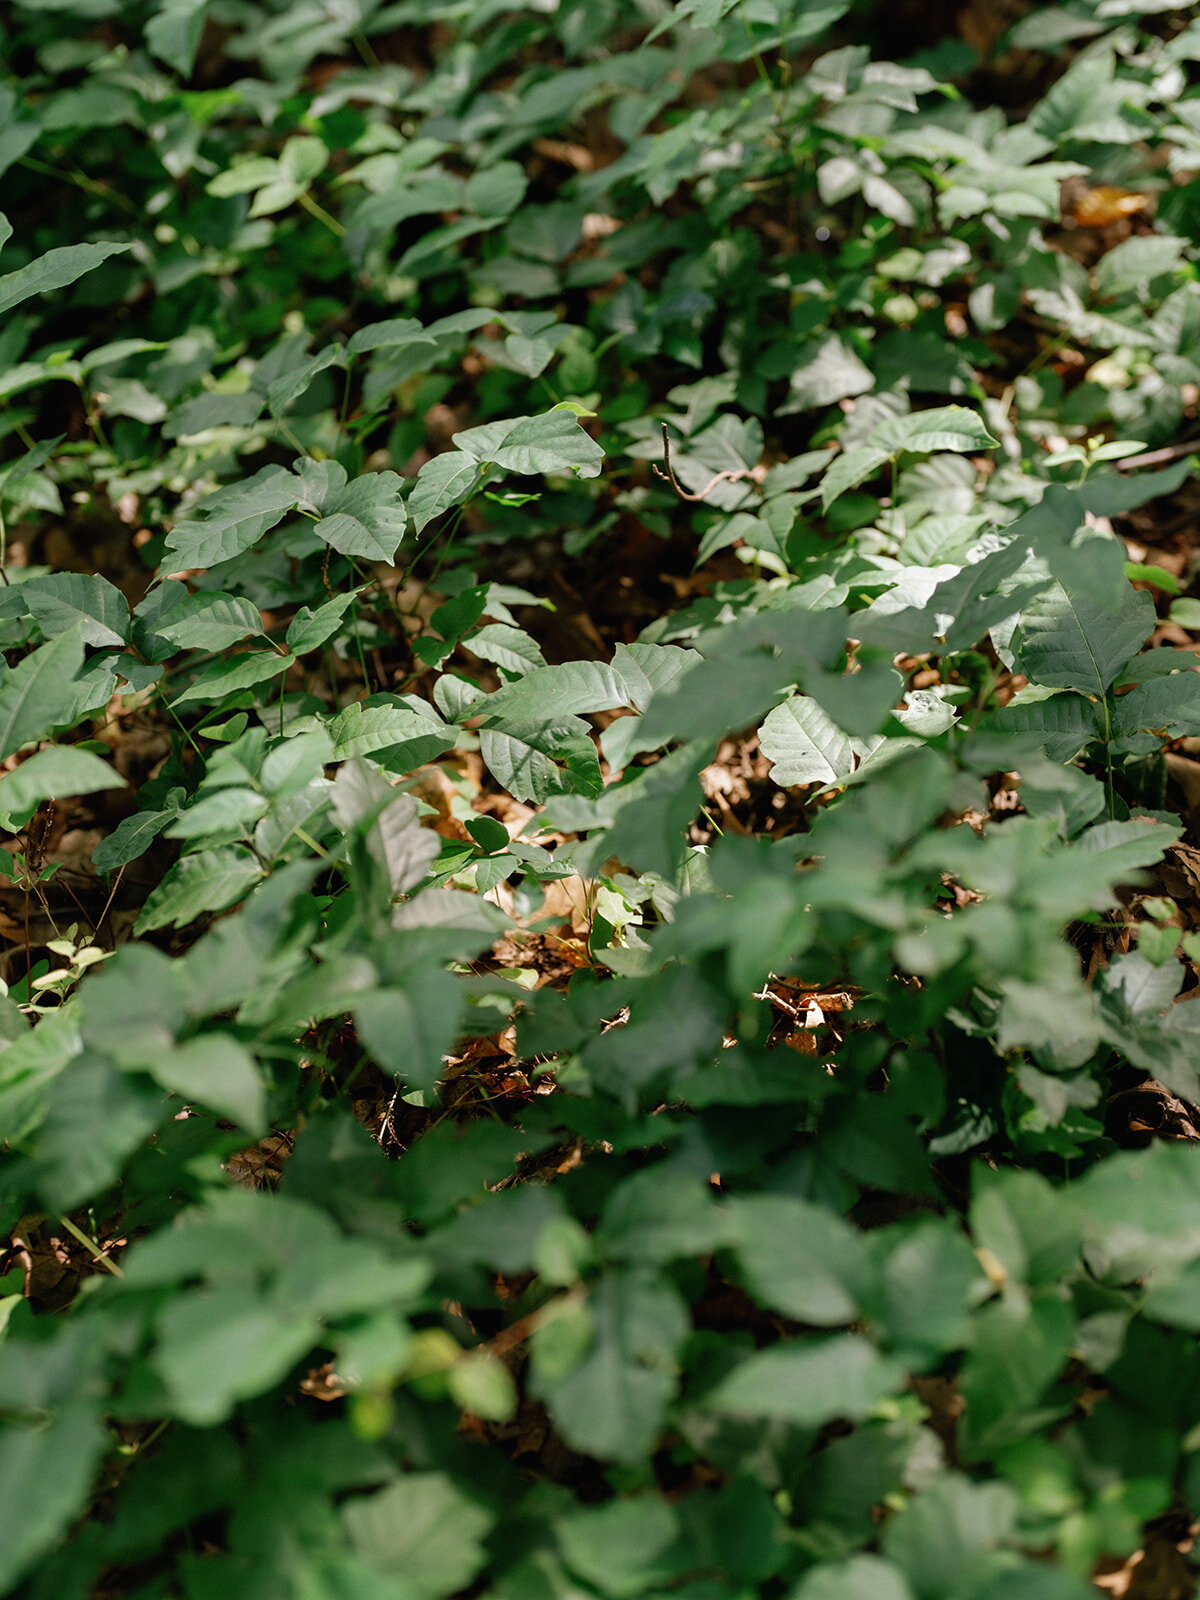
[652,422,762,504]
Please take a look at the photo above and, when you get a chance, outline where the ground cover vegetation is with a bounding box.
[5,0,1200,1593]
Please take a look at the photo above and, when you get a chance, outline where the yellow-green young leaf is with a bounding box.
[447,1350,517,1421]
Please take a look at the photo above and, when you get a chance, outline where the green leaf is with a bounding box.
[330,759,440,895]
[165,787,268,839]
[0,627,88,761]
[873,1218,983,1365]
[206,156,281,197]
[531,1269,689,1464]
[153,1288,320,1425]
[280,135,328,185]
[792,1557,916,1600]
[346,317,438,359]
[0,240,131,317]
[447,1349,518,1422]
[93,799,182,874]
[326,699,456,766]
[492,410,605,478]
[1071,818,1180,878]
[162,466,299,571]
[986,689,1102,764]
[80,943,186,1068]
[145,0,208,73]
[1113,673,1200,746]
[725,1195,869,1324]
[465,160,528,218]
[465,622,547,675]
[154,592,265,650]
[478,718,603,804]
[1015,580,1154,698]
[5,573,129,647]
[781,334,875,411]
[597,1170,725,1266]
[709,1336,903,1426]
[638,607,846,745]
[343,1473,495,1599]
[869,405,999,456]
[266,344,348,418]
[820,446,891,510]
[882,1474,1018,1599]
[0,1407,110,1594]
[557,1497,680,1598]
[408,451,482,534]
[136,847,264,933]
[958,1294,1075,1456]
[171,649,292,708]
[472,659,631,722]
[313,471,407,563]
[143,1035,265,1129]
[352,969,461,1093]
[0,746,126,829]
[286,588,361,654]
[758,695,867,787]
[455,410,605,478]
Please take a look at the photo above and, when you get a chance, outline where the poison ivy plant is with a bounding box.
[3,3,1200,1599]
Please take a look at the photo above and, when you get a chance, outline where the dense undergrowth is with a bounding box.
[5,0,1200,1594]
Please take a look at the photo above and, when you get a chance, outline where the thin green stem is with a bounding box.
[397,500,473,617]
[157,689,204,759]
[58,1214,124,1277]
[352,617,373,695]
[350,27,381,67]
[291,825,330,859]
[297,190,347,238]
[1102,695,1116,820]
[18,154,139,216]
[737,0,785,128]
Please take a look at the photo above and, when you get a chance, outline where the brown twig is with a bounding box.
[1115,438,1200,471]
[479,1291,580,1360]
[652,422,762,503]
